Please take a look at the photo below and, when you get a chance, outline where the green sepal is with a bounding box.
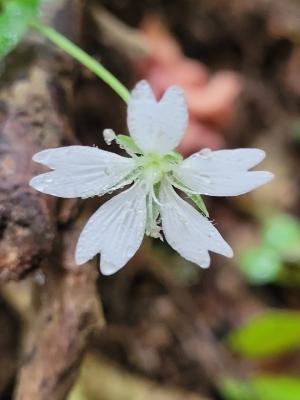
[163,151,183,164]
[188,193,209,217]
[116,134,142,155]
[168,174,209,217]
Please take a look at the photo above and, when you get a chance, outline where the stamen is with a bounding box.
[103,129,116,145]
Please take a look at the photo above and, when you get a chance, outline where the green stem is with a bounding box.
[31,21,130,103]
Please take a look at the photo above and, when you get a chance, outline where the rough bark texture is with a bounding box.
[14,239,103,400]
[0,0,82,281]
[0,66,63,280]
[0,1,105,398]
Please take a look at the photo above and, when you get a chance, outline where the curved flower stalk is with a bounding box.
[30,81,273,275]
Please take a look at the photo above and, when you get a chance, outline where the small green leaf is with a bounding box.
[188,194,209,217]
[221,376,300,400]
[0,0,41,58]
[240,246,282,284]
[220,378,256,400]
[116,134,142,155]
[227,311,300,358]
[262,214,300,255]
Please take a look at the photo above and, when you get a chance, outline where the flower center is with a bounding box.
[139,152,182,185]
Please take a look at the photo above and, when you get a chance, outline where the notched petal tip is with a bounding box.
[199,257,210,269]
[264,171,274,182]
[32,148,59,167]
[32,150,48,164]
[29,176,36,189]
[134,79,151,90]
[212,228,234,258]
[128,80,188,155]
[75,247,91,266]
[245,148,266,164]
[253,171,274,188]
[99,259,125,276]
[175,147,273,197]
[74,184,147,275]
[196,242,233,268]
[223,244,234,258]
[131,80,155,99]
[162,84,188,127]
[255,148,266,162]
[29,175,46,192]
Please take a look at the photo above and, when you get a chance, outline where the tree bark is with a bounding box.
[0,1,105,398]
[0,0,77,281]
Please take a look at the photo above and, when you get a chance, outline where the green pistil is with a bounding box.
[141,151,182,172]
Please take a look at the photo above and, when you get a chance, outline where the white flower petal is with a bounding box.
[75,183,147,275]
[30,146,136,198]
[159,181,233,268]
[127,80,188,155]
[174,148,273,196]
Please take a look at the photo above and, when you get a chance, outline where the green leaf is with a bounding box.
[221,376,300,400]
[262,214,300,255]
[116,134,142,155]
[188,194,209,217]
[0,0,41,58]
[227,311,300,358]
[220,378,253,400]
[240,246,282,284]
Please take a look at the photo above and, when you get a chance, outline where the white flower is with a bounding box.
[30,80,273,275]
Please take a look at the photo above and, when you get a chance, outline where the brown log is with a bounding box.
[0,1,78,281]
[14,266,104,399]
[0,68,60,280]
[14,209,105,400]
[0,1,106,398]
